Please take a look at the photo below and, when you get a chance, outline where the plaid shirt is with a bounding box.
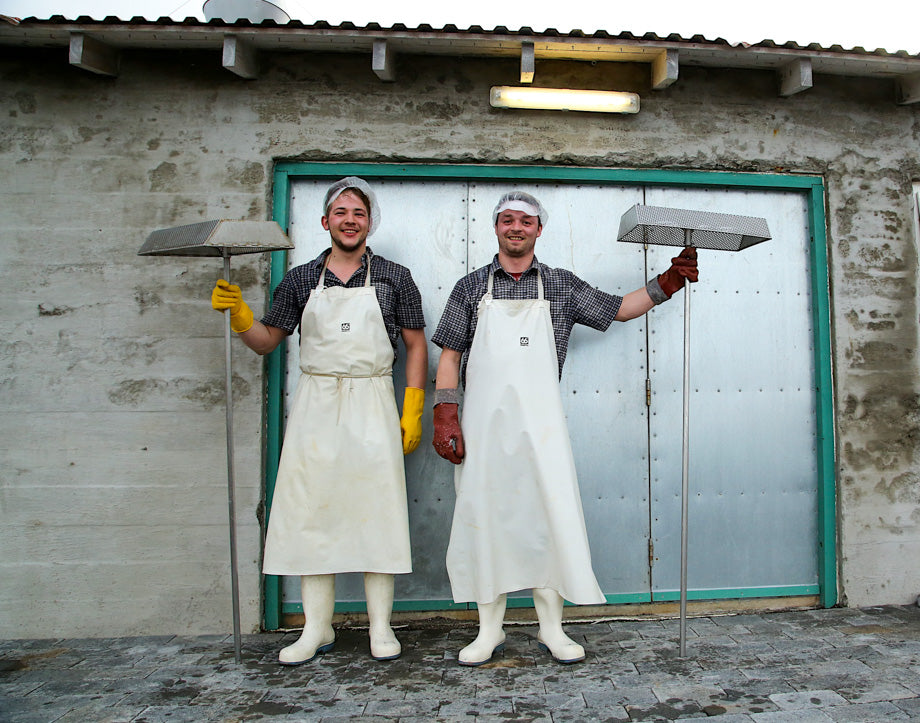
[431,255,622,385]
[261,248,425,353]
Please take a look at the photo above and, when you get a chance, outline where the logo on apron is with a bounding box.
[341,323,351,332]
[520,337,529,346]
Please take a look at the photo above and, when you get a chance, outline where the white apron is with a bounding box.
[262,256,411,575]
[446,268,605,605]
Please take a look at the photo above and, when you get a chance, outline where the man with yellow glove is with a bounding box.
[212,177,427,664]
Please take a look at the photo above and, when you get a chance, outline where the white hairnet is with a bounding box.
[492,191,548,227]
[323,176,381,236]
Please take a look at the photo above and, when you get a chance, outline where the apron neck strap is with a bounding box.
[317,252,372,291]
[488,266,543,299]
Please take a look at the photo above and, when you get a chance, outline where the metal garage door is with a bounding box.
[273,172,826,613]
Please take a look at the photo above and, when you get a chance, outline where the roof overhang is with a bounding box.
[2,16,919,103]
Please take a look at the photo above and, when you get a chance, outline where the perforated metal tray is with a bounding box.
[138,220,292,257]
[617,205,771,251]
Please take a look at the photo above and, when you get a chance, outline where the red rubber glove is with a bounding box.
[657,246,699,299]
[432,403,464,464]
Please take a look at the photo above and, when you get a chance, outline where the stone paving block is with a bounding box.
[0,639,64,654]
[768,689,848,710]
[821,643,888,665]
[893,696,920,715]
[266,697,367,720]
[550,706,631,722]
[54,702,166,722]
[583,684,657,708]
[2,697,77,723]
[875,669,920,696]
[37,676,162,699]
[437,694,515,716]
[703,686,782,716]
[411,675,477,703]
[750,710,835,722]
[513,692,585,719]
[624,697,705,719]
[823,700,912,721]
[464,667,555,696]
[582,627,641,645]
[364,696,441,717]
[710,615,773,635]
[542,673,616,696]
[692,667,752,688]
[188,685,268,710]
[132,705,222,722]
[837,680,917,704]
[739,662,807,682]
[625,621,675,639]
[652,681,725,707]
[0,679,45,698]
[259,682,346,706]
[633,657,704,681]
[117,677,206,707]
[333,680,408,701]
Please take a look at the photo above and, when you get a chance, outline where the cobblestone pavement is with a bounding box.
[2,605,919,722]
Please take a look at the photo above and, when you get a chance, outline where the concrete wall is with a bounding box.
[1,46,918,637]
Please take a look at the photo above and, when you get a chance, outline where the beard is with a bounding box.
[331,231,367,253]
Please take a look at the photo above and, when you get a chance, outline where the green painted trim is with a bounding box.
[601,592,654,605]
[281,585,814,615]
[263,162,838,629]
[262,167,292,632]
[273,162,821,190]
[652,585,820,602]
[806,181,839,609]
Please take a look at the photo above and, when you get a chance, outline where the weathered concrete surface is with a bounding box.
[1,46,918,637]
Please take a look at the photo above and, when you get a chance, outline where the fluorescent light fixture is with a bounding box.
[490,86,640,114]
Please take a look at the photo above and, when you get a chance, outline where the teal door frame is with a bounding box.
[263,162,836,630]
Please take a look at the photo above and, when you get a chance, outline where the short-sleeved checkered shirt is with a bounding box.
[261,248,425,353]
[431,255,622,385]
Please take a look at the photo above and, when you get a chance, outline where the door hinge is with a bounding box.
[648,537,655,568]
[646,378,652,407]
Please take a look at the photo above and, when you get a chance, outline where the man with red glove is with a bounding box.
[211,177,427,666]
[431,190,697,667]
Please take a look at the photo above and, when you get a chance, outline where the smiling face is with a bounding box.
[322,189,370,253]
[495,209,542,261]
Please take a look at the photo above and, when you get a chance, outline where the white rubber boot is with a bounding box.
[532,587,585,664]
[364,572,401,660]
[278,574,336,665]
[459,594,507,666]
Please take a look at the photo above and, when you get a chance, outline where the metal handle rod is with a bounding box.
[679,236,692,658]
[679,278,691,657]
[223,253,243,663]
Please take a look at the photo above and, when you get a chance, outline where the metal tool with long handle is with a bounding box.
[618,205,770,656]
[140,220,292,662]
[222,251,243,662]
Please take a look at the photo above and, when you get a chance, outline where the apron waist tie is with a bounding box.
[302,371,392,379]
[301,371,393,423]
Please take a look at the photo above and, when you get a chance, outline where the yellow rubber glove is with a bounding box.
[211,279,254,333]
[400,387,425,455]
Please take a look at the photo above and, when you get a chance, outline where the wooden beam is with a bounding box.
[223,35,259,79]
[372,39,396,82]
[651,49,678,89]
[778,58,813,97]
[68,33,119,76]
[520,41,535,84]
[896,72,920,105]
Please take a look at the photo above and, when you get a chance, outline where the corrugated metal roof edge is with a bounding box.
[6,14,919,59]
